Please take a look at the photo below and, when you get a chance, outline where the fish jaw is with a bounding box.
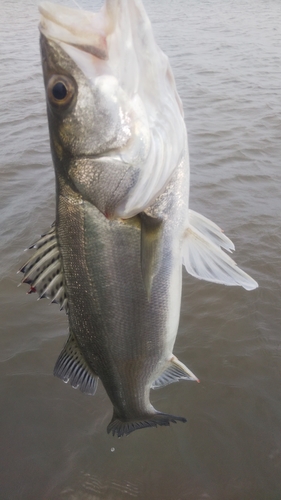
[39,1,187,218]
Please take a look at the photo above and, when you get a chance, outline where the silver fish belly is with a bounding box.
[20,0,258,437]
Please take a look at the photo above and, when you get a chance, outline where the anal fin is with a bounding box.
[54,331,98,396]
[152,355,199,389]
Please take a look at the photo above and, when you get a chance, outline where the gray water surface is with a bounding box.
[1,0,281,498]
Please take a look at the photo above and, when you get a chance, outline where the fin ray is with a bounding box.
[107,410,186,437]
[183,220,258,290]
[188,209,235,252]
[152,355,199,389]
[19,224,69,312]
[54,331,98,396]
[27,225,56,250]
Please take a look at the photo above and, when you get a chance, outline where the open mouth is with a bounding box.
[39,1,109,59]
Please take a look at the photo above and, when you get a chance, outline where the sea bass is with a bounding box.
[20,0,258,437]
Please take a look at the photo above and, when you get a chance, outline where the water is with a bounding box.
[1,0,281,498]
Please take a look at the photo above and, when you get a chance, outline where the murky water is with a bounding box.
[1,0,281,498]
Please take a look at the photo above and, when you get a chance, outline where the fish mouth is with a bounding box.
[39,1,109,60]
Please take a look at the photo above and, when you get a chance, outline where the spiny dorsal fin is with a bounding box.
[18,224,68,313]
[151,355,199,389]
[54,331,98,396]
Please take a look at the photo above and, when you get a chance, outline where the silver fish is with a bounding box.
[20,0,258,437]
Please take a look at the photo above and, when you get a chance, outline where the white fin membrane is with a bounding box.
[188,209,235,252]
[183,211,258,290]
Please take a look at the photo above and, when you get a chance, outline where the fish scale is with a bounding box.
[20,0,257,437]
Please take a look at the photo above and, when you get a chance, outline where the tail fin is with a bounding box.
[107,410,186,437]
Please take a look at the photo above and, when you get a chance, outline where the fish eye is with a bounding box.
[52,82,67,100]
[47,75,76,109]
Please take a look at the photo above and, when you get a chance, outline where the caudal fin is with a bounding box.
[107,410,186,437]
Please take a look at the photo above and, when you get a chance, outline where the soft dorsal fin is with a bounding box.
[140,212,163,299]
[152,355,199,389]
[18,224,68,312]
[54,331,98,396]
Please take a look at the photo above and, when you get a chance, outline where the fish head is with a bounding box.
[39,1,187,217]
[39,3,135,160]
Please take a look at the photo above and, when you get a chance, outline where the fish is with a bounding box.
[19,0,258,437]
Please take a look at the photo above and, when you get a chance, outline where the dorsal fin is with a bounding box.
[18,224,68,312]
[54,331,98,396]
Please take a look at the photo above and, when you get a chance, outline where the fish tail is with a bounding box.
[107,410,186,437]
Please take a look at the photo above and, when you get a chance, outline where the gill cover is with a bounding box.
[39,0,187,218]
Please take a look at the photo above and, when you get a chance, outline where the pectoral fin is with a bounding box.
[54,331,98,396]
[140,213,163,298]
[152,355,199,389]
[188,209,235,252]
[183,211,258,290]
